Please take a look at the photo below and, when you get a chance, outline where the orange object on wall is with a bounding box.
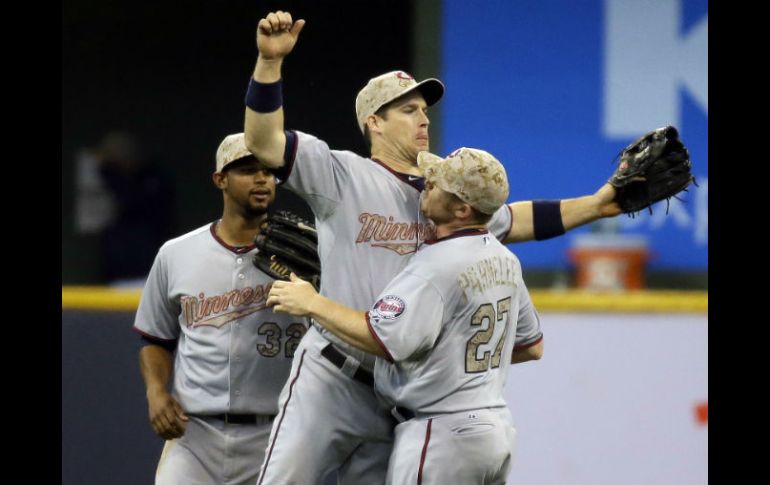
[568,234,649,290]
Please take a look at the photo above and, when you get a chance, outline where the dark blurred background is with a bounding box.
[63,0,706,290]
[63,0,440,285]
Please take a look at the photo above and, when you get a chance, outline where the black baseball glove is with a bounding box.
[254,211,321,288]
[608,125,695,215]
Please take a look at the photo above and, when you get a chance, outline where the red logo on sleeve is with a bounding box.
[372,295,406,320]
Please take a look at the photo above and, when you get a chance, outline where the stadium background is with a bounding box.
[62,1,707,484]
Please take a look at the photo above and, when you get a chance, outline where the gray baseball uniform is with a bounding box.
[367,229,542,484]
[133,221,308,485]
[257,131,514,484]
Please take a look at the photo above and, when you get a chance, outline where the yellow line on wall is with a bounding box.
[62,286,143,311]
[530,290,707,313]
[62,286,707,313]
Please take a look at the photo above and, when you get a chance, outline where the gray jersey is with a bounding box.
[366,230,542,414]
[256,132,516,485]
[279,131,513,369]
[133,222,307,415]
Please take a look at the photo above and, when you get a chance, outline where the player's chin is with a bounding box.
[249,194,274,209]
[246,203,270,216]
[415,138,430,151]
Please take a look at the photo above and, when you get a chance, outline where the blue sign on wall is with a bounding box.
[440,0,707,270]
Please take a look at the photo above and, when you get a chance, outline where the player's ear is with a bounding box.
[212,171,227,190]
[366,114,383,135]
[454,202,474,221]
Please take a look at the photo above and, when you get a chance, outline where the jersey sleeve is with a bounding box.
[487,203,513,242]
[513,278,543,348]
[133,247,180,342]
[272,130,346,219]
[366,271,444,363]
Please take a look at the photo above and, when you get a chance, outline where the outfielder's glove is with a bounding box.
[254,211,321,288]
[608,125,695,215]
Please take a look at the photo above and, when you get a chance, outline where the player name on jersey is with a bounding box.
[458,254,519,297]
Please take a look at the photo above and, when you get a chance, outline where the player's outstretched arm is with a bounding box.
[502,183,621,244]
[139,344,189,440]
[267,274,386,357]
[244,10,306,168]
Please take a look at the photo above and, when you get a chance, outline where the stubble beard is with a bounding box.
[240,194,272,218]
[245,203,269,218]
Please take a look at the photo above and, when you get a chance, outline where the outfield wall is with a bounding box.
[62,288,707,485]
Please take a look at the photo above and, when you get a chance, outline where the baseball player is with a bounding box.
[133,133,309,485]
[244,11,621,484]
[266,147,543,484]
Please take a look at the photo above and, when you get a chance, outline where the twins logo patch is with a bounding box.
[372,295,406,320]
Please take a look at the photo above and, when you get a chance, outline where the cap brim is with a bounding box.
[392,78,445,108]
[413,78,444,107]
[416,151,445,180]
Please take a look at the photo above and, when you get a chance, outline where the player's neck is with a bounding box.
[434,221,486,239]
[216,211,267,246]
[370,149,420,176]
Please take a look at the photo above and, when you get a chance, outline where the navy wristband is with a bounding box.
[245,78,283,113]
[532,200,565,240]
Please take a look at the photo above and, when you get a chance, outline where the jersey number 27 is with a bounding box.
[465,297,511,373]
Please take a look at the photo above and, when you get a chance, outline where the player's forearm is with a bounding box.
[559,193,608,232]
[254,57,283,83]
[511,340,544,364]
[243,60,288,168]
[307,295,386,357]
[139,344,174,396]
[503,193,607,244]
[244,110,287,168]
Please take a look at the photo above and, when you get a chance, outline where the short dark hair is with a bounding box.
[472,209,494,225]
[363,126,372,151]
[362,103,392,152]
[446,192,494,224]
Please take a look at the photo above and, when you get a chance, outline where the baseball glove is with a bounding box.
[254,211,321,288]
[608,125,695,215]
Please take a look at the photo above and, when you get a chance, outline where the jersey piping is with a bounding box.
[424,228,489,245]
[209,221,258,254]
[370,158,425,192]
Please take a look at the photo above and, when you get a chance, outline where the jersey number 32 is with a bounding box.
[257,322,308,358]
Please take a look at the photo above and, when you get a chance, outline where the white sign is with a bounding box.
[604,0,708,138]
[506,313,708,485]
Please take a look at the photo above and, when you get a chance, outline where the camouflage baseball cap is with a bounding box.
[355,70,445,133]
[417,148,510,214]
[215,133,256,173]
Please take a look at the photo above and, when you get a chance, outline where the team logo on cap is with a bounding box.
[372,295,406,320]
[396,71,414,87]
